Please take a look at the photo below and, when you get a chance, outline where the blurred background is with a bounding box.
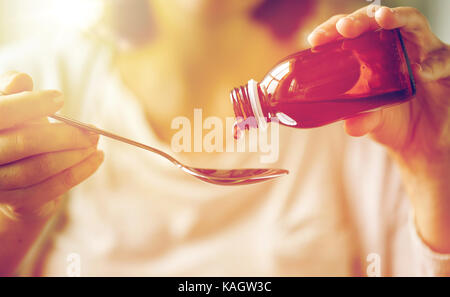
[0,0,449,46]
[0,0,447,277]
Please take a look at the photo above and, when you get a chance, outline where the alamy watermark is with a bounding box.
[366,253,381,277]
[66,252,81,277]
[170,109,280,164]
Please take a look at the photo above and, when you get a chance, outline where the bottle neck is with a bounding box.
[230,79,267,132]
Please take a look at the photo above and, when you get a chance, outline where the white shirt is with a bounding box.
[1,34,449,276]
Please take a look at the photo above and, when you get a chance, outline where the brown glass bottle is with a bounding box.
[230,29,416,136]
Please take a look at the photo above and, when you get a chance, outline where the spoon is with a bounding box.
[49,114,289,186]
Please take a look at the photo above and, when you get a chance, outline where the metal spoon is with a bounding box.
[49,114,289,186]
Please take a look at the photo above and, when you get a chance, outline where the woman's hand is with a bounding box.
[308,6,450,252]
[0,71,104,275]
[0,71,104,220]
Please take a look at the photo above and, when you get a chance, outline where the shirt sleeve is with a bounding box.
[409,210,450,276]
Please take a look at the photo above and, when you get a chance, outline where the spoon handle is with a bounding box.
[49,114,181,166]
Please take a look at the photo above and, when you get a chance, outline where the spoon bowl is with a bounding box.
[50,114,289,186]
[182,167,289,186]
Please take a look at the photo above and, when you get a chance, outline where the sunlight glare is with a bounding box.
[50,0,104,29]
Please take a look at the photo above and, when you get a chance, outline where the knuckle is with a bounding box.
[406,7,422,17]
[405,7,429,27]
[435,53,446,65]
[415,11,428,25]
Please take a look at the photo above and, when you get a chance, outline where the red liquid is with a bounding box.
[231,29,415,134]
[189,168,288,185]
[271,89,411,128]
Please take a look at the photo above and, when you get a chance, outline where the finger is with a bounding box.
[0,71,34,95]
[308,14,346,47]
[0,90,64,130]
[336,6,381,39]
[334,6,433,40]
[374,7,440,51]
[375,7,429,33]
[13,117,50,128]
[0,151,104,212]
[0,123,99,164]
[345,104,411,150]
[308,4,384,47]
[26,117,50,124]
[0,146,98,190]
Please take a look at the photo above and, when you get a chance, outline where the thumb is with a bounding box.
[0,72,48,125]
[344,110,383,137]
[345,103,411,150]
[0,71,34,95]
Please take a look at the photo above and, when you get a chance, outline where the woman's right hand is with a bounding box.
[0,71,104,221]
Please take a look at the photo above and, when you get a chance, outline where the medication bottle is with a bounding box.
[230,29,415,136]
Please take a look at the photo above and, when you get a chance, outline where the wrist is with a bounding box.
[404,169,450,253]
[391,150,450,253]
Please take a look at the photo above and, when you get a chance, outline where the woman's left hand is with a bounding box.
[308,5,450,253]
